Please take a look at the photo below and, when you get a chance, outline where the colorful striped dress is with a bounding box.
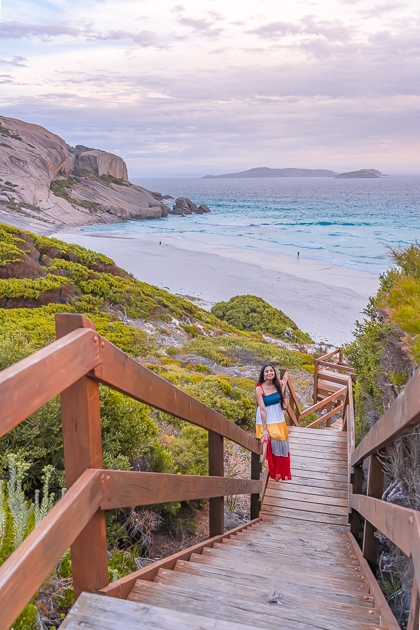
[256,384,292,481]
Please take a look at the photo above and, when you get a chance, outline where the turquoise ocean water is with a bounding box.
[85,176,420,274]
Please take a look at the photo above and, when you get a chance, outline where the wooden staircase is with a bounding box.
[62,427,387,629]
[1,317,419,630]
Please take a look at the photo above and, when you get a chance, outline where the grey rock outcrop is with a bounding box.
[171,197,210,215]
[0,116,174,232]
[77,150,128,181]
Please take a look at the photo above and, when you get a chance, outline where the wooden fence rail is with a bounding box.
[0,313,263,630]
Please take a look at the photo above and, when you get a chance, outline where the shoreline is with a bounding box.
[52,228,380,345]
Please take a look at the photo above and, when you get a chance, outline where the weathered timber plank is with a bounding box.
[289,426,347,440]
[249,520,350,541]
[174,560,372,606]
[262,495,348,516]
[288,438,348,452]
[94,337,261,453]
[98,518,261,598]
[203,545,364,581]
[158,569,379,623]
[352,369,420,466]
[129,580,381,630]
[267,474,348,490]
[266,481,348,498]
[0,470,104,630]
[202,543,361,584]
[265,487,348,507]
[291,454,348,470]
[101,470,261,510]
[290,464,348,480]
[219,537,354,561]
[0,328,101,438]
[289,447,347,462]
[60,592,256,630]
[261,514,351,532]
[261,505,349,526]
[188,551,365,588]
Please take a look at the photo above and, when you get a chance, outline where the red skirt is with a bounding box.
[265,439,292,481]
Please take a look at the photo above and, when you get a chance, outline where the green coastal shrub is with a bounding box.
[184,335,312,370]
[211,295,313,343]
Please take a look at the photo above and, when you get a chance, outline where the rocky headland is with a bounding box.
[0,116,209,233]
[335,169,383,179]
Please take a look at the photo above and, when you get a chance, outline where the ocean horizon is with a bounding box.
[83,175,420,275]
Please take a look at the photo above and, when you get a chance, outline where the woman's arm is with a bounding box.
[255,387,270,441]
[280,370,288,395]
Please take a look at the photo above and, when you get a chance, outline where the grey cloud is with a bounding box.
[0,56,28,67]
[0,21,81,39]
[247,21,301,38]
[248,16,352,41]
[88,30,168,49]
[0,21,168,49]
[177,16,223,39]
[206,11,224,21]
[170,5,185,13]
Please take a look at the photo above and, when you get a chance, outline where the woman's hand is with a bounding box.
[263,429,270,442]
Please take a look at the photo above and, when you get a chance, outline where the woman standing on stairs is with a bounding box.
[256,364,292,481]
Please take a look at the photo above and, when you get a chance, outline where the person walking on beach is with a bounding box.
[297,251,299,258]
[255,364,291,481]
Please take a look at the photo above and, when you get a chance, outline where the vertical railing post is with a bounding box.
[55,314,109,599]
[208,430,224,538]
[349,464,363,540]
[251,451,262,520]
[362,454,384,571]
[313,359,319,404]
[407,576,420,630]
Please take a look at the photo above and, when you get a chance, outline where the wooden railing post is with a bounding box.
[362,454,384,571]
[349,464,363,540]
[251,451,262,520]
[313,359,319,404]
[55,314,109,599]
[208,430,224,538]
[407,575,420,630]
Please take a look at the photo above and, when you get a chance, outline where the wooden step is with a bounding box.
[129,579,384,630]
[155,568,381,626]
[60,591,257,629]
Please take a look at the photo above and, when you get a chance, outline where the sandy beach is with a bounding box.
[52,229,380,345]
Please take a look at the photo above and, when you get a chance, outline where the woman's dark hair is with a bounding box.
[257,364,286,410]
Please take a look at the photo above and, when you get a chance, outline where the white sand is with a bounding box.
[53,230,380,346]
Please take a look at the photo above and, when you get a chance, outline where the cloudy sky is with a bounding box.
[1,0,419,176]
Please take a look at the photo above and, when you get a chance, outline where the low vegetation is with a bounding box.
[211,294,313,343]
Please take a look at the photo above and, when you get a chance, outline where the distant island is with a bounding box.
[203,167,339,179]
[335,169,383,179]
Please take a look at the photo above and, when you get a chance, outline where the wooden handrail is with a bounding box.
[0,328,101,438]
[352,369,420,467]
[300,386,347,419]
[0,469,104,630]
[317,360,355,373]
[101,470,261,510]
[305,402,344,428]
